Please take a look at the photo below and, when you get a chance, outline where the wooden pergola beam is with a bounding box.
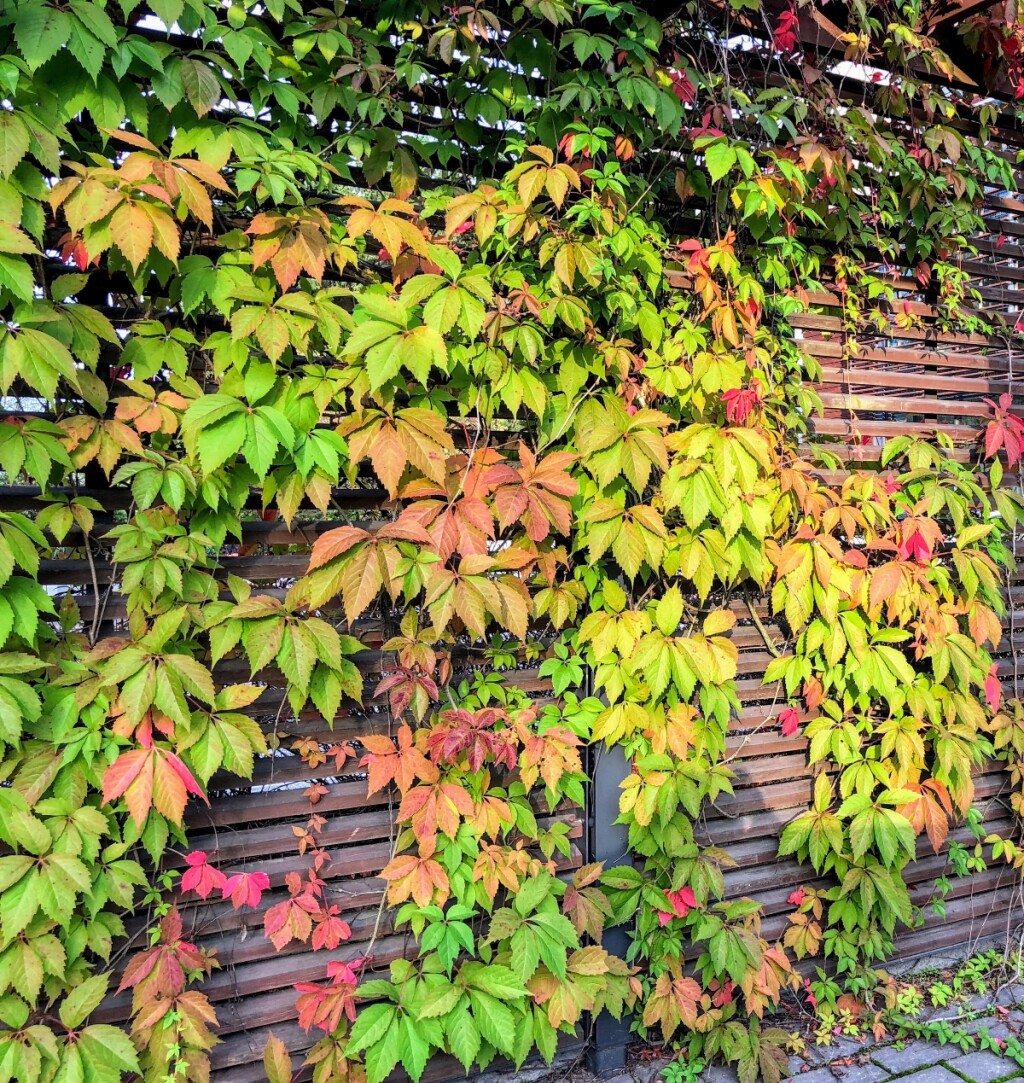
[925,0,1001,30]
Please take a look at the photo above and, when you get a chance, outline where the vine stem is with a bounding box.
[84,528,102,647]
[745,594,782,658]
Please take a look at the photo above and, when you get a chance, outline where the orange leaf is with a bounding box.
[359,724,438,795]
[103,745,207,825]
[380,853,449,906]
[308,526,370,571]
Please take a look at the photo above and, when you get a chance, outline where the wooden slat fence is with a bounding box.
[26,93,1024,1083]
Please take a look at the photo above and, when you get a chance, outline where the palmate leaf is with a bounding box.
[345,295,448,390]
[899,778,954,853]
[581,500,667,577]
[642,964,702,1041]
[343,197,429,261]
[180,710,267,784]
[576,397,671,492]
[249,208,332,290]
[0,326,78,400]
[360,724,437,795]
[181,395,295,477]
[102,744,208,826]
[424,551,533,639]
[339,407,454,496]
[398,779,475,843]
[380,853,449,907]
[486,444,577,542]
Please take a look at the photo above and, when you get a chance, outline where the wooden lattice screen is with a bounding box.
[31,77,1023,1083]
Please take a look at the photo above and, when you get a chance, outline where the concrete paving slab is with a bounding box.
[947,1049,1023,1082]
[872,1040,966,1073]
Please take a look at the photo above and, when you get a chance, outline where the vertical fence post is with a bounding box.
[587,740,633,1075]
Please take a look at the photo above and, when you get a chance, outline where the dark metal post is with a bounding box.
[587,740,633,1076]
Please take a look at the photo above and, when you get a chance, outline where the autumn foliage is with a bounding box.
[1,2,1024,1083]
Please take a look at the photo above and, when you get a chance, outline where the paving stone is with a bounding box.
[703,1066,739,1083]
[871,1041,960,1072]
[804,1038,870,1065]
[632,1059,671,1083]
[947,1049,1022,1082]
[996,985,1024,1008]
[893,1069,968,1083]
[783,1066,888,1083]
[964,1018,1011,1040]
[828,1064,891,1082]
[780,1068,841,1082]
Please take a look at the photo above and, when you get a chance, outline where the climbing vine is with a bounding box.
[0,1,1023,1082]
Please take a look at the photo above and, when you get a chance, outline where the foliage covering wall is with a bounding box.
[3,0,1024,1081]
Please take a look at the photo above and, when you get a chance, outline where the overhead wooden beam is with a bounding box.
[701,0,977,85]
[926,0,1002,30]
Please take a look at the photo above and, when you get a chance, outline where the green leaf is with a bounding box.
[469,990,515,1055]
[362,1018,403,1083]
[704,141,737,183]
[68,0,119,47]
[180,58,221,117]
[15,3,70,69]
[0,113,29,179]
[0,855,32,893]
[849,809,874,861]
[58,973,108,1029]
[446,1007,480,1069]
[391,146,418,199]
[77,1025,141,1075]
[0,867,39,938]
[348,1003,398,1053]
[398,1015,430,1082]
[0,328,77,400]
[462,962,527,1000]
[67,19,106,81]
[513,873,554,916]
[655,586,683,637]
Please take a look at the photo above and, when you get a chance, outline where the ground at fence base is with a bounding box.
[516,983,1024,1083]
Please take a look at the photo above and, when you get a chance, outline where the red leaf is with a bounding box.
[294,962,358,1032]
[181,851,227,900]
[779,707,801,737]
[986,664,1003,710]
[326,959,361,985]
[721,382,762,425]
[802,677,823,710]
[312,909,352,951]
[118,907,208,996]
[102,748,152,824]
[657,886,697,925]
[265,892,318,950]
[773,5,799,54]
[223,871,271,909]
